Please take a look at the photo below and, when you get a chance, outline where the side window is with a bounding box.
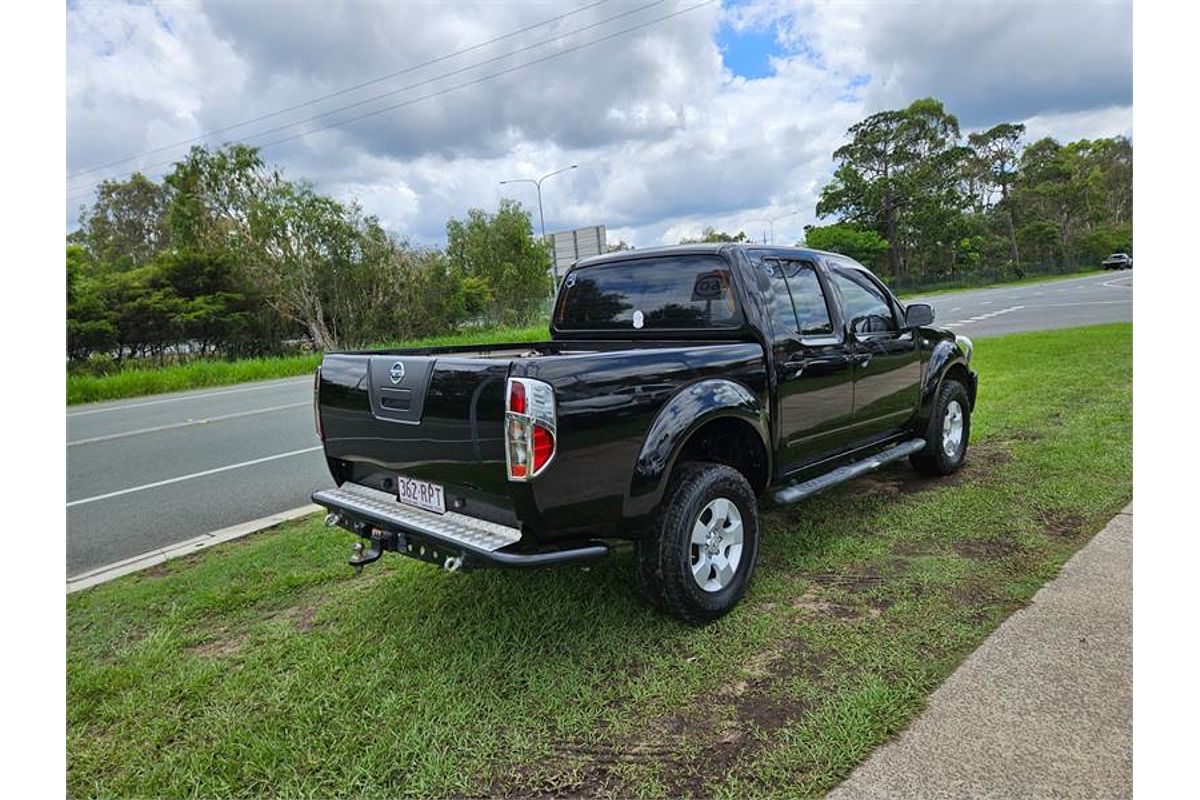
[831,267,897,335]
[757,258,835,339]
[787,263,835,338]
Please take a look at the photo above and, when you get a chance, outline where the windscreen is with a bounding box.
[555,255,743,331]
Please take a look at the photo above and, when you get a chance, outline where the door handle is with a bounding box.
[784,358,809,378]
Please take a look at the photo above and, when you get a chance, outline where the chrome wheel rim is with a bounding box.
[689,497,744,593]
[942,400,965,460]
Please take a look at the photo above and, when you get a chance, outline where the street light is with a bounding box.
[743,210,802,244]
[500,164,578,290]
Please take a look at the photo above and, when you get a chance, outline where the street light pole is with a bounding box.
[500,164,577,291]
[743,210,802,244]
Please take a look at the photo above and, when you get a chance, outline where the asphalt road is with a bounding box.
[66,270,1132,576]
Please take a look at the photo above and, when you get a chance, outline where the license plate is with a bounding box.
[396,476,446,514]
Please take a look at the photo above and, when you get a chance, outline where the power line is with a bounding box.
[67,0,615,181]
[67,0,669,195]
[67,0,714,203]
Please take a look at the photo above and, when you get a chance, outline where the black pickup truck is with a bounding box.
[312,244,977,623]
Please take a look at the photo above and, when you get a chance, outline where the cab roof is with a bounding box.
[573,242,850,270]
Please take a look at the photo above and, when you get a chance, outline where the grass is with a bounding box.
[897,268,1107,299]
[65,325,549,405]
[67,323,1131,798]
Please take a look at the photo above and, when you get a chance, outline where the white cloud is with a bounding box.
[66,0,1133,248]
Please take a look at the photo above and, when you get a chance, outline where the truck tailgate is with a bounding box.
[317,351,516,527]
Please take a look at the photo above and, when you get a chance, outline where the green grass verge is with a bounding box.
[67,323,1131,799]
[66,325,549,406]
[897,268,1108,299]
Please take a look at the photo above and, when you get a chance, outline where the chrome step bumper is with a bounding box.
[311,482,608,569]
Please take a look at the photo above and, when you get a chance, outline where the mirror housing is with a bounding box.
[904,303,935,328]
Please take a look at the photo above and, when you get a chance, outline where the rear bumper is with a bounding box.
[311,482,609,569]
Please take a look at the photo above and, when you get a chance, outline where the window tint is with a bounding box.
[831,267,896,334]
[757,258,835,339]
[787,263,835,338]
[555,255,743,330]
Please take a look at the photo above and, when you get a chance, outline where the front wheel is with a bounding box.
[633,462,760,625]
[910,379,971,476]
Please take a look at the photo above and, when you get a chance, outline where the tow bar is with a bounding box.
[349,528,397,575]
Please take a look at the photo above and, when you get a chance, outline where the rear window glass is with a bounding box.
[555,255,743,330]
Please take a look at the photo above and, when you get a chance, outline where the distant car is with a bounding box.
[1102,253,1132,270]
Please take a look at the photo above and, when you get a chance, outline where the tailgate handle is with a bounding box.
[380,389,412,411]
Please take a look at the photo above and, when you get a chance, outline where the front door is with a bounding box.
[827,263,922,444]
[760,258,856,474]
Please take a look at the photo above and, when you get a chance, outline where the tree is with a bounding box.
[445,200,552,326]
[72,173,171,270]
[817,98,968,279]
[679,227,749,244]
[968,122,1025,268]
[802,224,889,267]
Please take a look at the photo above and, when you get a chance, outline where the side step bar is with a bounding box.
[773,438,926,505]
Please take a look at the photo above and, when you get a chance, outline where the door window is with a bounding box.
[830,267,897,335]
[759,259,836,339]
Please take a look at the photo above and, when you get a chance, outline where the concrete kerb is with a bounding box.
[66,504,321,594]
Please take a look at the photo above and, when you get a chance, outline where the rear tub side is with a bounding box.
[510,341,769,544]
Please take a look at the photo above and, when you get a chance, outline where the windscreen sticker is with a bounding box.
[632,309,644,329]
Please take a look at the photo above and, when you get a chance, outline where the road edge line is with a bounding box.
[66,504,321,594]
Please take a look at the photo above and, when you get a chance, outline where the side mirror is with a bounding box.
[904,303,935,328]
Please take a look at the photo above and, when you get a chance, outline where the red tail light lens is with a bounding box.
[505,378,556,481]
[508,380,526,414]
[532,425,555,473]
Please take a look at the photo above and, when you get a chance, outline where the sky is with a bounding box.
[65,0,1133,248]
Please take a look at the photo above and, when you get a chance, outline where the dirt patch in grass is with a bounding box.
[953,537,1019,561]
[526,640,830,799]
[890,540,942,557]
[187,629,249,659]
[1038,508,1086,540]
[278,602,320,632]
[853,442,1013,501]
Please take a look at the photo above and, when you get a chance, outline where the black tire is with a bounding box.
[910,378,971,476]
[633,462,759,625]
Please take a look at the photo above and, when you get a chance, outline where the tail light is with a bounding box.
[505,377,556,480]
[313,367,324,442]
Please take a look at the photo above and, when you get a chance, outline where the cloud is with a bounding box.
[66,0,1133,247]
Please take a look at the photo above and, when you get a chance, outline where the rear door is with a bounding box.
[759,257,856,475]
[827,261,922,443]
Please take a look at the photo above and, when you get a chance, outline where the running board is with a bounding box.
[773,439,926,505]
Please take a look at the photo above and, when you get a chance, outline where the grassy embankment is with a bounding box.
[67,323,1131,798]
[66,325,548,405]
[896,267,1107,299]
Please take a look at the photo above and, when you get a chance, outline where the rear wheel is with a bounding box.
[910,379,970,476]
[634,462,759,625]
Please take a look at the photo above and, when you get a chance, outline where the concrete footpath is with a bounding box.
[829,505,1132,800]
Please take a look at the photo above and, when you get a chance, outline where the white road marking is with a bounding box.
[949,307,961,312]
[68,402,310,446]
[1024,300,1130,308]
[980,300,992,305]
[1102,275,1134,289]
[67,378,311,417]
[66,445,323,508]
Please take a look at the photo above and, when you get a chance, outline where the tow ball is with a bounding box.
[349,527,395,576]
